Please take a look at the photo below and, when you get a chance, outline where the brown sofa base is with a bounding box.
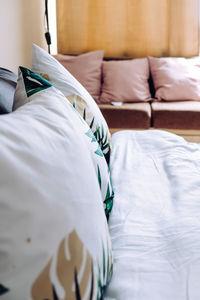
[99,103,151,129]
[99,101,200,131]
[152,101,200,130]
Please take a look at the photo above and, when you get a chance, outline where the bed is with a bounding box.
[0,45,200,300]
[105,130,200,299]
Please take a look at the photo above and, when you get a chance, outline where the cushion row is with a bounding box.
[55,51,200,103]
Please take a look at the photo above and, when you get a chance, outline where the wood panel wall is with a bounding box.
[56,0,199,58]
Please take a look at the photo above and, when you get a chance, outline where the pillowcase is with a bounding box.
[54,50,104,102]
[14,66,114,220]
[149,56,200,101]
[29,44,111,165]
[0,68,17,114]
[99,58,151,103]
[0,67,113,299]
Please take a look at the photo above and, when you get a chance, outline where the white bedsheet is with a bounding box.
[105,130,200,300]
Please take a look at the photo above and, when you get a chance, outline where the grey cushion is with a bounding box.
[0,68,17,114]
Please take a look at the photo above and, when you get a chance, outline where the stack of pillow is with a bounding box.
[0,45,114,300]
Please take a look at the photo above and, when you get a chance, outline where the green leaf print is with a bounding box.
[85,129,96,142]
[0,284,9,296]
[78,103,111,165]
[93,126,111,165]
[104,184,114,220]
[97,165,101,189]
[52,285,59,300]
[95,144,104,157]
[74,268,81,300]
[89,117,95,130]
[97,242,113,300]
[83,108,86,121]
[85,129,104,157]
[20,67,52,97]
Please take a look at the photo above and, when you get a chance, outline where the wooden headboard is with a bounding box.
[56,0,199,58]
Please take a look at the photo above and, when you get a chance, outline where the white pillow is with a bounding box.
[0,67,113,299]
[29,44,112,165]
[14,67,114,219]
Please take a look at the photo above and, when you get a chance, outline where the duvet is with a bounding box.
[105,130,200,300]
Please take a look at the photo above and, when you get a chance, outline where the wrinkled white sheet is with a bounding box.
[105,130,200,300]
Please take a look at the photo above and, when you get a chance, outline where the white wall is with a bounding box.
[0,0,57,73]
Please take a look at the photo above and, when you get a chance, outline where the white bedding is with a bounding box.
[105,130,200,300]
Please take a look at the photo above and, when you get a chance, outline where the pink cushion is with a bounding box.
[99,58,151,103]
[54,50,104,101]
[149,56,200,101]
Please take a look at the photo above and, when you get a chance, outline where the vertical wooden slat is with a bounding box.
[126,0,168,57]
[56,0,199,58]
[86,0,127,57]
[168,0,199,57]
[56,0,89,54]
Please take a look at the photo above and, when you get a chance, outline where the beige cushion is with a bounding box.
[99,103,151,129]
[149,56,200,101]
[99,59,151,104]
[54,50,104,101]
[152,101,200,129]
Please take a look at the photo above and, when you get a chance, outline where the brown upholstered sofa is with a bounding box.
[55,52,200,140]
[98,56,200,136]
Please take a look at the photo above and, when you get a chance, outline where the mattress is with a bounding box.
[105,130,200,300]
